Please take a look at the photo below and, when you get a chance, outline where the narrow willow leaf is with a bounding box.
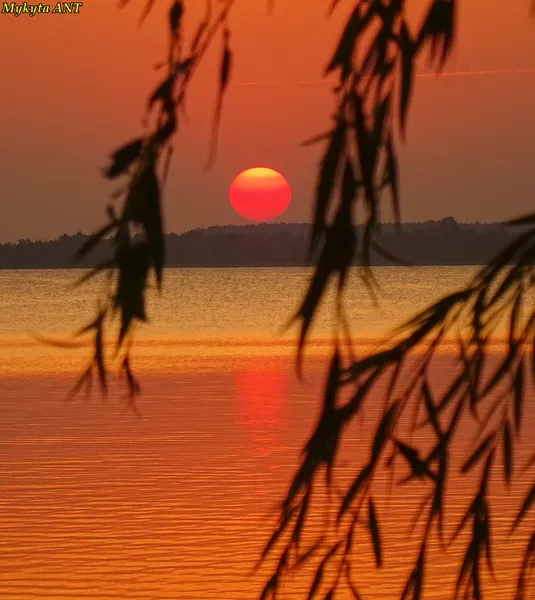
[371,240,410,266]
[461,432,496,474]
[122,355,141,396]
[94,315,107,394]
[481,350,518,399]
[124,159,164,289]
[503,211,535,227]
[437,0,456,67]
[345,562,363,600]
[514,533,535,600]
[302,129,335,148]
[368,498,382,566]
[503,419,513,484]
[138,0,156,25]
[481,447,495,492]
[307,561,324,600]
[398,289,472,337]
[509,291,523,351]
[291,487,311,551]
[371,401,399,465]
[309,118,346,260]
[385,134,400,223]
[327,0,342,16]
[399,21,414,136]
[511,484,535,532]
[422,379,443,439]
[103,138,144,179]
[259,573,278,600]
[307,543,341,600]
[514,361,525,434]
[325,3,369,80]
[31,334,87,348]
[294,539,323,568]
[205,27,233,169]
[338,464,371,521]
[148,76,175,110]
[66,367,92,401]
[433,369,467,418]
[75,223,116,260]
[73,261,116,288]
[415,0,456,69]
[259,505,297,563]
[114,242,151,345]
[478,228,535,288]
[324,348,341,412]
[169,0,183,38]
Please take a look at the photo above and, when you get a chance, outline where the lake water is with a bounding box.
[0,267,533,599]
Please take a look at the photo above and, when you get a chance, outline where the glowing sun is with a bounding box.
[229,167,291,222]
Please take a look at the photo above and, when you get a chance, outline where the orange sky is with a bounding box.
[2,0,535,241]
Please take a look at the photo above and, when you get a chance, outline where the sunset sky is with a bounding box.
[2,0,535,242]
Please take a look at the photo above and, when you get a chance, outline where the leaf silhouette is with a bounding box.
[368,497,382,566]
[421,380,443,440]
[416,0,456,69]
[289,187,357,372]
[395,439,436,482]
[259,505,298,563]
[138,0,156,25]
[309,118,346,261]
[70,261,116,291]
[66,367,92,402]
[513,361,524,434]
[401,543,425,600]
[384,134,400,223]
[103,138,145,179]
[371,401,399,465]
[124,155,164,288]
[511,484,535,533]
[338,464,371,521]
[503,419,513,484]
[114,241,151,345]
[291,487,311,551]
[93,311,107,394]
[325,3,370,82]
[515,533,535,600]
[461,432,496,474]
[148,75,175,111]
[169,0,183,39]
[205,26,232,169]
[398,21,414,136]
[307,542,341,600]
[345,562,363,600]
[122,355,141,396]
[504,211,535,227]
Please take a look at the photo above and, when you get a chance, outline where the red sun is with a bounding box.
[229,167,291,222]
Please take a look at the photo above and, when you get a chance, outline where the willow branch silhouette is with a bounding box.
[42,0,535,598]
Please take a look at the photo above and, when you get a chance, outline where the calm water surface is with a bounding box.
[0,267,533,599]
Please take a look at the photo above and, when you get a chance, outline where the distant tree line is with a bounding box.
[0,218,521,269]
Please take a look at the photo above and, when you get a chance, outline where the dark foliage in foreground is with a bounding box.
[44,1,534,598]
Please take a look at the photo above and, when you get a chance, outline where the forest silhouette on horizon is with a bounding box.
[0,217,524,269]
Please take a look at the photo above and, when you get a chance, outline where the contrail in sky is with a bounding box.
[233,68,535,87]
